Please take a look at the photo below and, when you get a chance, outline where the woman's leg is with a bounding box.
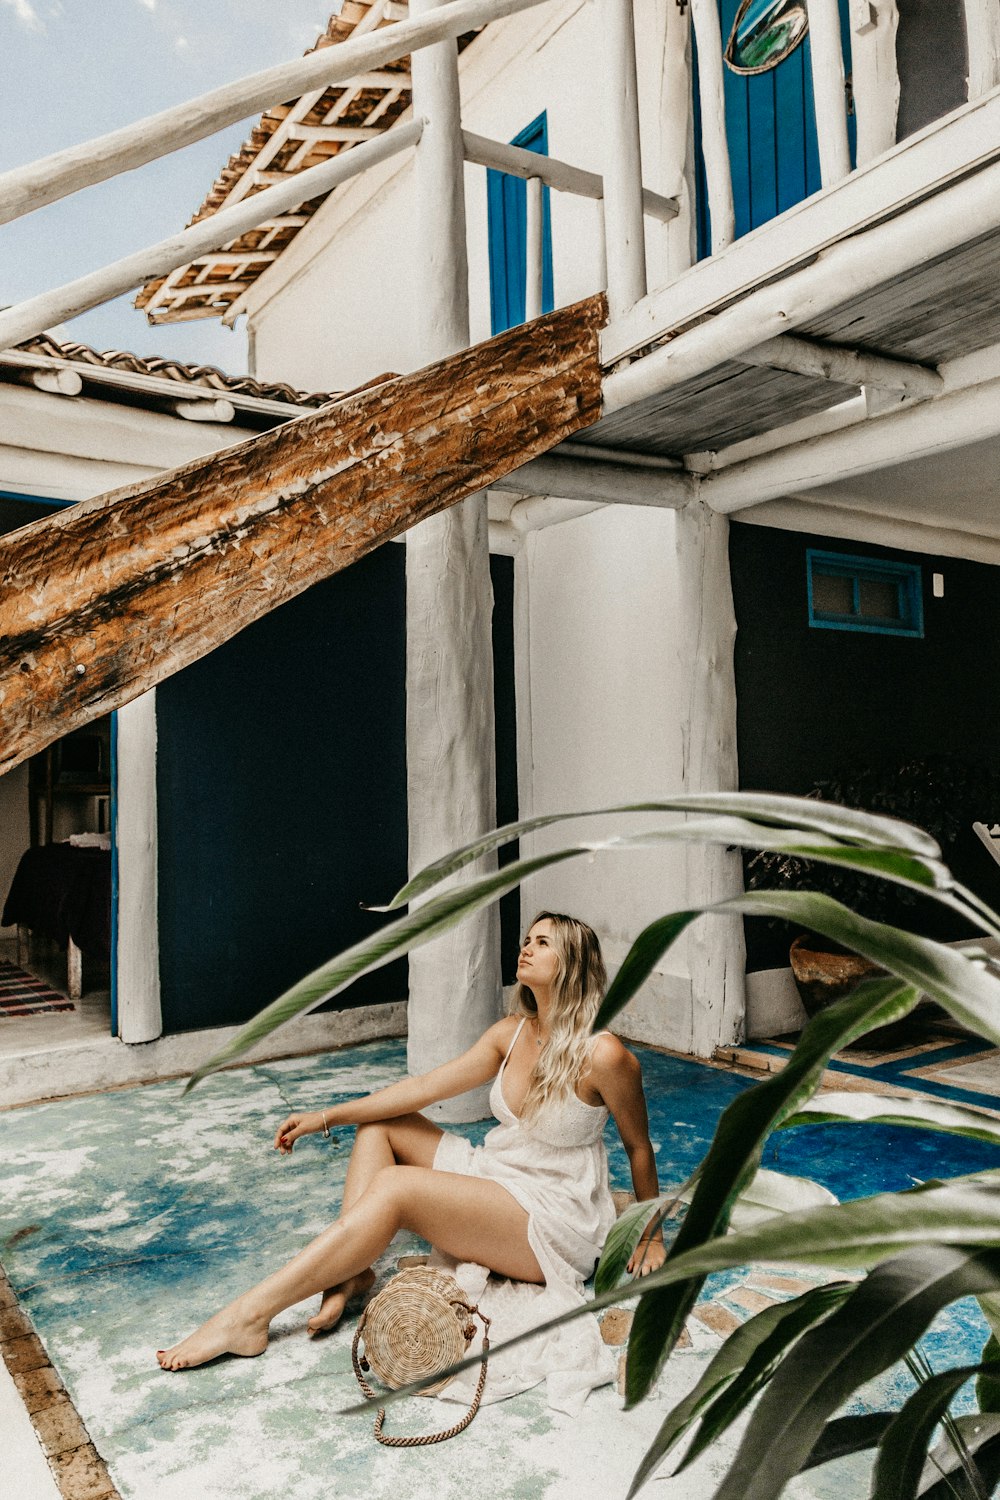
[308,1112,444,1334]
[157,1166,540,1370]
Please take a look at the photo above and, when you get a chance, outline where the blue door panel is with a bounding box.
[487,112,554,334]
[695,0,855,256]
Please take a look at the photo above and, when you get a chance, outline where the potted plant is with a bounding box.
[744,754,1000,1027]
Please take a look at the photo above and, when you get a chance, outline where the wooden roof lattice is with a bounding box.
[136,0,475,327]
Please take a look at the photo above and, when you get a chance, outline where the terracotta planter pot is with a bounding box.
[788,934,881,1019]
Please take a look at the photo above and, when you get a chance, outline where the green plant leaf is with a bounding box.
[976,1335,1000,1415]
[627,1283,853,1483]
[708,1246,1000,1500]
[385,792,944,907]
[620,977,920,1410]
[671,1283,854,1476]
[919,1415,1000,1497]
[783,1093,1000,1150]
[719,1167,839,1231]
[597,891,1000,1041]
[976,1293,1000,1343]
[595,1196,678,1294]
[872,1363,989,1500]
[801,1412,894,1470]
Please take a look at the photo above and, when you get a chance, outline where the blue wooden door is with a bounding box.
[487,112,555,334]
[694,0,855,255]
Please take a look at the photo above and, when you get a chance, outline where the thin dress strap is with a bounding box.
[500,1017,527,1068]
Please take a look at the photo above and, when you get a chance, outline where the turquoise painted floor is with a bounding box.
[3,1038,1000,1500]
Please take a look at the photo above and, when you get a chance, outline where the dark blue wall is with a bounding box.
[730,524,1000,970]
[155,547,518,1034]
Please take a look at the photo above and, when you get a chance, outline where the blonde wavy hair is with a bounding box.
[512,911,608,1125]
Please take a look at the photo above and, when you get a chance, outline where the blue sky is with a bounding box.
[0,1,343,374]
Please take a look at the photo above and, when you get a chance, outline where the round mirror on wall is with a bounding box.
[724,0,810,74]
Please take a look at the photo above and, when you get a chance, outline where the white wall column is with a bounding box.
[115,690,162,1043]
[673,502,745,1055]
[406,0,501,1119]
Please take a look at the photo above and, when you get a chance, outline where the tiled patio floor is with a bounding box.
[3,1037,1000,1500]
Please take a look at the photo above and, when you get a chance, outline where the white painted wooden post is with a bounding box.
[116,690,162,1043]
[598,0,648,317]
[406,0,501,1120]
[673,502,745,1055]
[525,175,544,321]
[850,0,899,166]
[689,0,735,254]
[806,0,853,185]
[963,0,1000,99]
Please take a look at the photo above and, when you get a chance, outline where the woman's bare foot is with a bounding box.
[157,1302,269,1371]
[306,1268,376,1336]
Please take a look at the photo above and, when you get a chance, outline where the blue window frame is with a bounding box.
[806,549,924,637]
[487,112,554,335]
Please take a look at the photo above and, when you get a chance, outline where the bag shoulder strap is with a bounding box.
[351,1311,491,1447]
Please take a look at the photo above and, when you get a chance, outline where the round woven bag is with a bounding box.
[352,1267,491,1446]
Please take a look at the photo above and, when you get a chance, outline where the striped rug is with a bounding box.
[0,960,74,1018]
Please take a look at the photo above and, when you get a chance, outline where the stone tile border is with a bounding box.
[0,1267,120,1500]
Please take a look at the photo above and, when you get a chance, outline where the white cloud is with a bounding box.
[2,0,44,31]
[137,0,155,9]
[174,32,189,50]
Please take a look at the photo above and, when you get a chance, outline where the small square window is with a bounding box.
[807,550,923,638]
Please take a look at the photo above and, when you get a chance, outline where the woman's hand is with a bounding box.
[274,1112,326,1154]
[627,1234,667,1277]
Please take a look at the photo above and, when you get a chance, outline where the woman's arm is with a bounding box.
[588,1035,667,1275]
[274,1018,515,1152]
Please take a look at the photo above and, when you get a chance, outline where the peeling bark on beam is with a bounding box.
[0,294,606,778]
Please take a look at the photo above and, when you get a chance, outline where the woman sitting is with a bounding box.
[157,911,665,1382]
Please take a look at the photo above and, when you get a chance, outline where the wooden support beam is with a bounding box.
[701,368,1000,513]
[964,0,1000,99]
[525,176,544,322]
[0,295,606,779]
[599,0,647,317]
[0,0,547,228]
[603,154,1000,412]
[461,131,680,220]
[0,122,423,353]
[689,0,735,252]
[406,0,498,1121]
[740,333,942,397]
[806,0,853,184]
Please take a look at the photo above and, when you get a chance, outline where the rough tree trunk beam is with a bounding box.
[0,294,606,780]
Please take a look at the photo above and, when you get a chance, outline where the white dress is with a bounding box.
[428,1018,619,1415]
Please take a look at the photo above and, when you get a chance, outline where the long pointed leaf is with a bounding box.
[708,1247,1000,1500]
[620,978,920,1410]
[628,1283,853,1483]
[672,1283,854,1475]
[872,1364,991,1500]
[386,792,944,907]
[975,1335,1000,1415]
[920,1418,1000,1497]
[784,1093,1000,1150]
[597,892,1000,1041]
[802,1413,895,1471]
[595,1196,678,1293]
